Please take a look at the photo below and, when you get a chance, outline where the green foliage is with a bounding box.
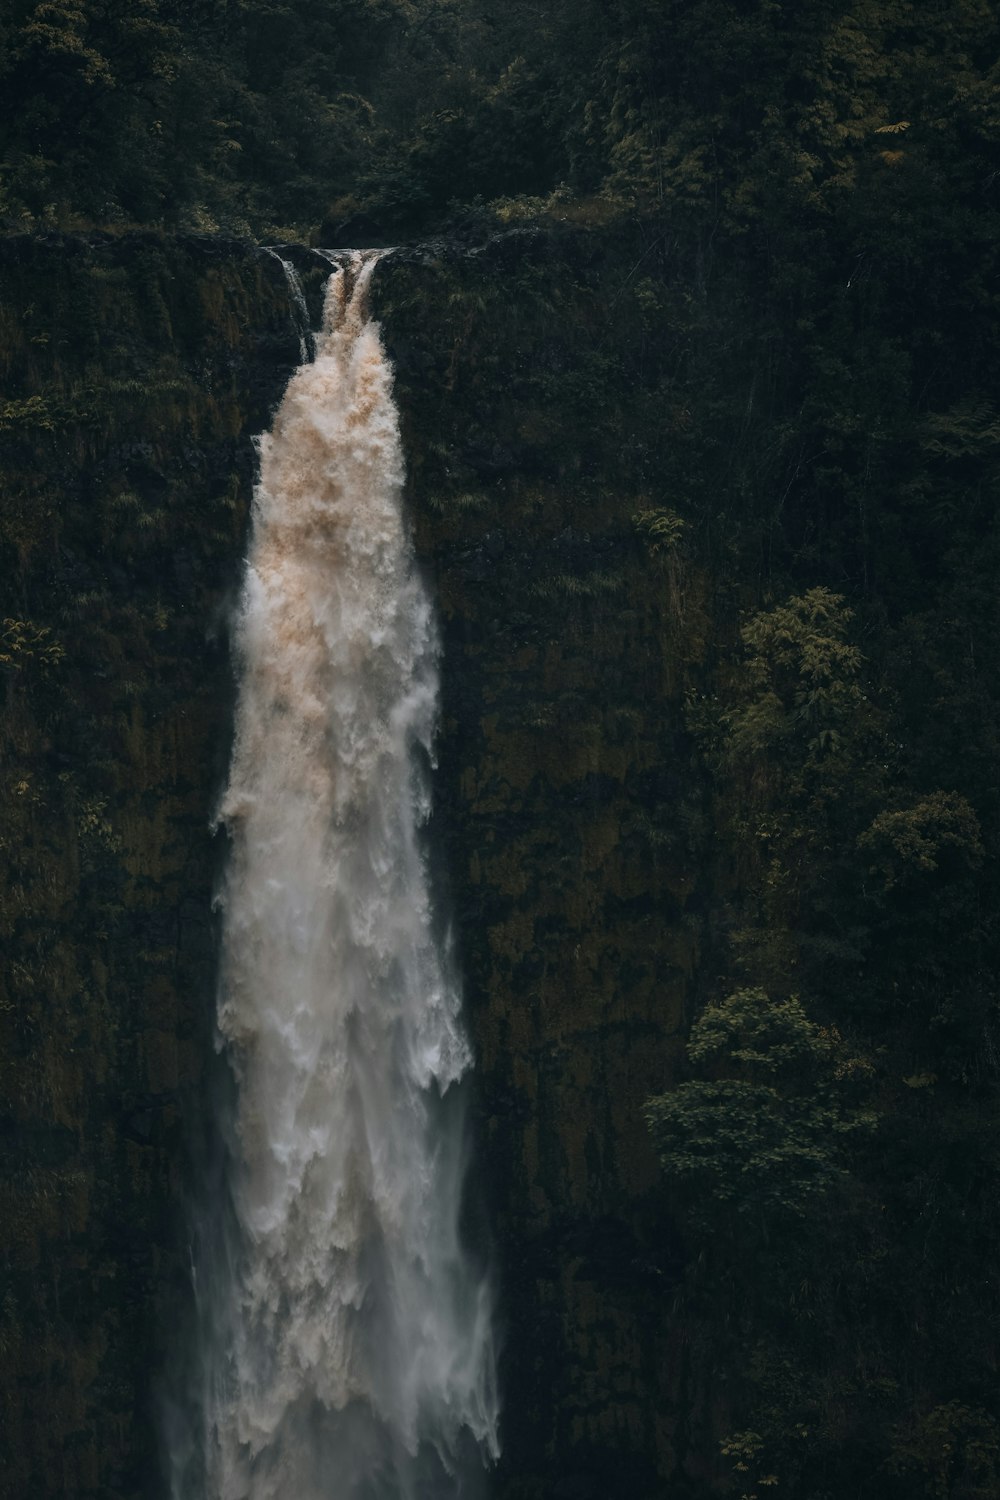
[633,507,686,555]
[888,1403,1000,1500]
[0,0,411,233]
[2,0,998,252]
[723,588,868,761]
[859,791,983,890]
[0,618,64,669]
[0,396,57,432]
[646,988,874,1225]
[687,987,848,1080]
[721,1429,783,1499]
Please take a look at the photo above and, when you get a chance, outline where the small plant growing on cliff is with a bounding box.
[633,506,686,554]
[0,396,57,432]
[0,618,64,669]
[633,506,689,620]
[720,1430,781,1498]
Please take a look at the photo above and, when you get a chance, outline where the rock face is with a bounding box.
[0,232,704,1498]
[373,234,707,1499]
[0,234,297,1498]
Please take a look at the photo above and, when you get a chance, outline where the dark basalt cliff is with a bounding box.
[0,233,296,1498]
[0,231,705,1499]
[373,234,707,1499]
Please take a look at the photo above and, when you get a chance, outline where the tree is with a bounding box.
[646,986,874,1232]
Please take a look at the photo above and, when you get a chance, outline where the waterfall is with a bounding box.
[263,248,314,363]
[193,251,499,1500]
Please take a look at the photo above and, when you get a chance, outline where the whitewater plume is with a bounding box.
[194,250,499,1500]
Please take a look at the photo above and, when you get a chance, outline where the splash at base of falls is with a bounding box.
[181,251,499,1500]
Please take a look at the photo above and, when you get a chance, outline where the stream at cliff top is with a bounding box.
[185,250,499,1499]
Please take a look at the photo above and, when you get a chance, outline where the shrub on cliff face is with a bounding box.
[859,791,983,891]
[645,987,874,1231]
[887,1401,1000,1500]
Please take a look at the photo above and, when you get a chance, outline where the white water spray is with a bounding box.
[198,251,499,1500]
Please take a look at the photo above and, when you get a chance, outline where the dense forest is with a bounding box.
[3,1,1000,1496]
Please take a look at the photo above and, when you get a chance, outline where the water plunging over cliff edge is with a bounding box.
[193,250,499,1499]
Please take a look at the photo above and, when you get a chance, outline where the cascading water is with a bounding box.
[262,248,314,363]
[190,251,499,1500]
